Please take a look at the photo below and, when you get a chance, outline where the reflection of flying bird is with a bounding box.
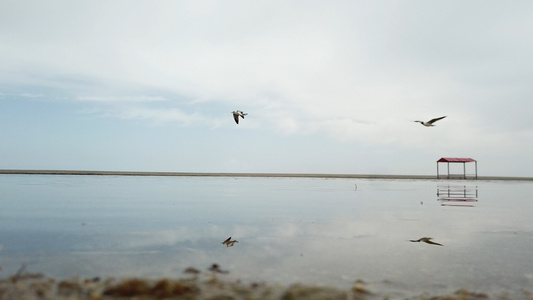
[410,237,443,246]
[232,110,248,124]
[183,267,200,276]
[222,237,238,247]
[414,116,446,127]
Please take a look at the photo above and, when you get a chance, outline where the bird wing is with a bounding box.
[420,237,443,246]
[233,113,239,124]
[427,116,446,124]
[222,237,231,244]
[426,240,443,246]
[411,237,430,242]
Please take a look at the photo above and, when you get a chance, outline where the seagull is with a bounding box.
[409,237,443,246]
[414,116,446,127]
[222,237,238,247]
[232,110,248,124]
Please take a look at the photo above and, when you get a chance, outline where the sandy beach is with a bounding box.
[1,169,532,181]
[0,270,516,300]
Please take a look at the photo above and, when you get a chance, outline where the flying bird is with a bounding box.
[409,237,443,246]
[222,237,238,247]
[232,110,248,124]
[414,116,446,127]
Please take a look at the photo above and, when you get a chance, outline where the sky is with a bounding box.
[1,1,532,176]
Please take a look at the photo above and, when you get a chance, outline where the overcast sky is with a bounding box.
[1,1,532,176]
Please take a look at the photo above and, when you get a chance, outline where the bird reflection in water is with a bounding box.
[222,237,238,247]
[409,237,443,246]
[183,267,200,279]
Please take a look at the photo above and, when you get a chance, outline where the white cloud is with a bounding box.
[82,106,207,127]
[1,1,532,175]
[76,96,167,103]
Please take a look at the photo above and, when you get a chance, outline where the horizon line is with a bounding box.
[1,169,532,181]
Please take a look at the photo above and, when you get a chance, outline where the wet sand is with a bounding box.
[1,169,532,181]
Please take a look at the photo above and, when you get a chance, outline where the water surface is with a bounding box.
[1,175,532,298]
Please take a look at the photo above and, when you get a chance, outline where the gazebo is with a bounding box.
[437,157,477,179]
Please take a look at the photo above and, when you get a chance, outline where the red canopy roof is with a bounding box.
[437,157,476,163]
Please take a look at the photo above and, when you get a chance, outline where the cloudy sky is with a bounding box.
[1,1,532,176]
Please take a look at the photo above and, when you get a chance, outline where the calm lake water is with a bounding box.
[1,174,532,298]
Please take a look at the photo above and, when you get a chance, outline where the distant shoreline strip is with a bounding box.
[1,169,532,181]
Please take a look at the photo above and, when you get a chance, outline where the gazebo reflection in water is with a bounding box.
[437,183,478,207]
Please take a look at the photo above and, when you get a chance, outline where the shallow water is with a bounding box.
[1,175,532,298]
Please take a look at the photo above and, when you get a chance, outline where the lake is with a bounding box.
[0,174,532,298]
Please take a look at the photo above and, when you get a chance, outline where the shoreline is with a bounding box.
[1,169,532,181]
